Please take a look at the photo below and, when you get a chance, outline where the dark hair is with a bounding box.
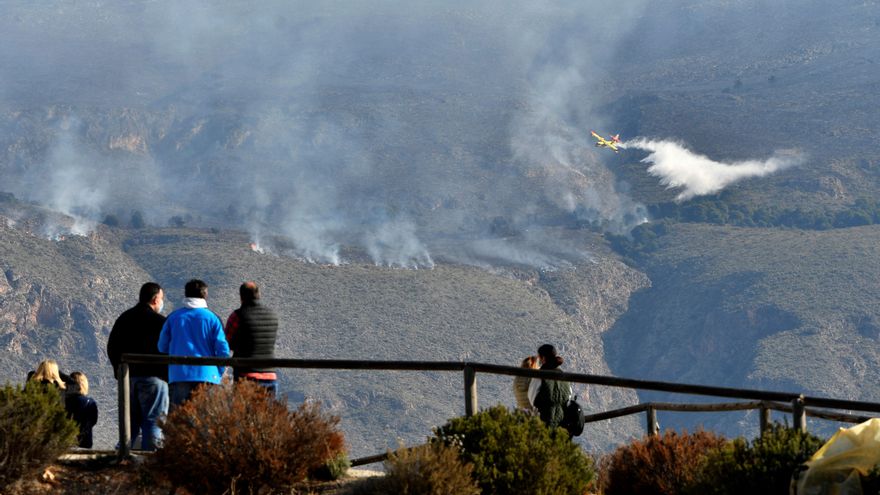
[537,344,564,369]
[139,282,163,304]
[239,281,260,304]
[184,279,208,299]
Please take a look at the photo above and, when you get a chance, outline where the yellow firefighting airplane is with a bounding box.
[590,130,621,153]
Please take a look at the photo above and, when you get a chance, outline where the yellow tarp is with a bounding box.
[794,418,880,495]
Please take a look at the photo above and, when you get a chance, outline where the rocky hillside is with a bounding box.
[605,222,880,437]
[0,202,646,455]
[0,220,150,382]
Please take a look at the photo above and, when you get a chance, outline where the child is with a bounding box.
[64,372,98,448]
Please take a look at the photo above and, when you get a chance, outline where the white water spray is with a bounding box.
[622,139,805,201]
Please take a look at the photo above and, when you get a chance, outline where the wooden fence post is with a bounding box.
[760,403,772,434]
[792,395,807,433]
[646,405,659,436]
[117,363,131,460]
[464,365,478,416]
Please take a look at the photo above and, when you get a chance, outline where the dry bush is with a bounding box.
[382,442,479,495]
[351,442,479,495]
[151,379,345,494]
[600,429,727,495]
[0,383,78,489]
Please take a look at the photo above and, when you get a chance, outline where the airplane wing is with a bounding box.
[591,130,621,152]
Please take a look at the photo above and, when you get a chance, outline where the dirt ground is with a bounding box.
[2,452,382,495]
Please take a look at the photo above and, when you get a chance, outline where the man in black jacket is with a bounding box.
[107,282,168,450]
[224,281,279,396]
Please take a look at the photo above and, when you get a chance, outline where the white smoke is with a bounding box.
[624,139,805,201]
[0,0,698,267]
[504,1,651,237]
[282,215,342,266]
[438,227,597,271]
[364,219,434,269]
[20,124,106,237]
[462,238,564,270]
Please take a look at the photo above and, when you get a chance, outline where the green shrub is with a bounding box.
[433,405,595,495]
[0,383,78,488]
[310,452,351,481]
[151,380,345,494]
[688,423,825,495]
[600,429,726,495]
[353,442,480,495]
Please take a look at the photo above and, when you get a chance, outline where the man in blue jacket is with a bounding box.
[158,279,230,407]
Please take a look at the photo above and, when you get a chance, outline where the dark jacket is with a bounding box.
[65,393,98,448]
[26,370,73,387]
[25,379,66,404]
[107,303,168,380]
[226,302,278,375]
[534,368,571,429]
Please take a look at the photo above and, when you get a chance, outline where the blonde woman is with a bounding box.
[513,356,540,410]
[65,372,99,448]
[29,359,67,389]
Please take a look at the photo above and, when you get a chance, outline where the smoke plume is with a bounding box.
[624,139,805,201]
[1,0,815,267]
[0,1,662,269]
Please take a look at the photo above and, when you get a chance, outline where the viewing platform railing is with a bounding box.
[117,354,880,463]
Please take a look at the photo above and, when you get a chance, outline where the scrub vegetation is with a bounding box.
[0,383,78,490]
[151,379,345,494]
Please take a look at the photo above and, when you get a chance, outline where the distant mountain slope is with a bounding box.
[0,220,153,431]
[121,228,647,454]
[0,213,647,455]
[604,223,880,434]
[604,0,880,211]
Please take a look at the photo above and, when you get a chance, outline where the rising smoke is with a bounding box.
[623,139,805,201]
[0,0,802,268]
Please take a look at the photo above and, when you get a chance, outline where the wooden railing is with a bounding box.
[117,354,880,462]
